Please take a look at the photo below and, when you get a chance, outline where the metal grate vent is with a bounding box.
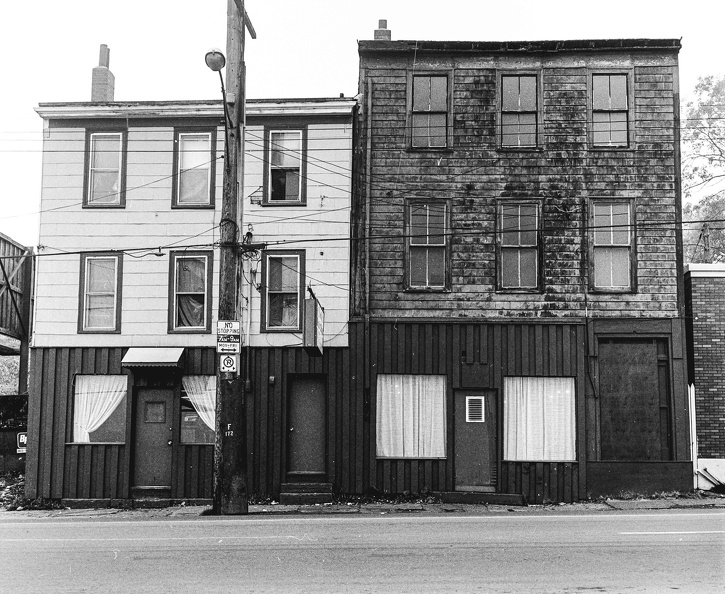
[466,396,485,422]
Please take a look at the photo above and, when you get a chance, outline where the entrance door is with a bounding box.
[133,388,173,488]
[455,390,497,491]
[287,376,326,480]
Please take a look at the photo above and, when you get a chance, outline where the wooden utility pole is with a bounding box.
[214,0,253,515]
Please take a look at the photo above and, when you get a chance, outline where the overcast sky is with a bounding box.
[0,0,722,246]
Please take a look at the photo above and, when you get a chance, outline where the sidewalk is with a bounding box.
[2,493,725,520]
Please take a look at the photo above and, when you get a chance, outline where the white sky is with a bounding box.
[0,0,722,247]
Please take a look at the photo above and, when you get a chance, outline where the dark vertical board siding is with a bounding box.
[25,350,43,498]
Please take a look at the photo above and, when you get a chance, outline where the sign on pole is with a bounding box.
[217,320,241,354]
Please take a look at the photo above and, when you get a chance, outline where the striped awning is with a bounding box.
[121,347,184,367]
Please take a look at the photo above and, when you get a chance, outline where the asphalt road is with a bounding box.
[2,510,724,593]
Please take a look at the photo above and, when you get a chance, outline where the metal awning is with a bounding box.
[121,347,184,368]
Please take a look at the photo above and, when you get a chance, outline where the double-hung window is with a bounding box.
[85,131,126,207]
[498,202,540,290]
[411,74,449,148]
[173,130,215,207]
[262,250,305,331]
[180,375,216,444]
[592,74,629,146]
[169,251,213,332]
[407,201,448,290]
[79,253,122,333]
[265,129,306,204]
[504,377,575,461]
[590,200,634,291]
[376,374,447,459]
[501,75,538,147]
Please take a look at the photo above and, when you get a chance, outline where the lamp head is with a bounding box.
[205,49,226,72]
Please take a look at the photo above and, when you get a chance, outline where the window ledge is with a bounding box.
[405,147,454,154]
[497,146,543,152]
[261,202,308,207]
[65,442,125,446]
[82,204,126,209]
[404,287,450,293]
[171,204,215,210]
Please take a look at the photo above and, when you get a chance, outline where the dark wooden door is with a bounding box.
[287,376,326,479]
[133,388,173,487]
[455,390,497,491]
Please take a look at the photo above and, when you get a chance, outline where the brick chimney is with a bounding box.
[374,19,391,41]
[91,44,115,102]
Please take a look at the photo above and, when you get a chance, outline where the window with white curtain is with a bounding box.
[376,374,447,458]
[504,377,575,461]
[72,375,127,443]
[181,375,216,444]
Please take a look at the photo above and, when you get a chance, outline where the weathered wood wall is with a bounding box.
[354,49,683,320]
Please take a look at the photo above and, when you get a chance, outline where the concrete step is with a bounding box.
[279,492,333,505]
[434,492,527,506]
[280,482,333,493]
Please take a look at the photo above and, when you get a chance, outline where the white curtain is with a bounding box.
[182,375,216,431]
[376,374,446,458]
[504,377,575,461]
[73,375,127,443]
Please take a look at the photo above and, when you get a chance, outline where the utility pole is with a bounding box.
[214,0,255,515]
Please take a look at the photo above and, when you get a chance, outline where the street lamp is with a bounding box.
[205,49,234,165]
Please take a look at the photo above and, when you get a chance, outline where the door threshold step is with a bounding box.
[279,492,333,505]
[434,492,527,506]
[281,482,332,493]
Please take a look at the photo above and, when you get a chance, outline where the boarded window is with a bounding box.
[412,75,448,148]
[501,75,537,147]
[504,377,576,461]
[409,201,447,289]
[499,203,539,289]
[592,201,632,290]
[592,74,628,146]
[598,339,672,461]
[87,132,124,205]
[176,132,212,205]
[376,374,447,458]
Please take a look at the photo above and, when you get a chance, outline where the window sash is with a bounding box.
[409,202,447,288]
[177,133,212,205]
[266,254,301,329]
[499,204,539,289]
[174,256,208,329]
[83,256,119,330]
[503,377,575,461]
[269,131,302,202]
[88,133,122,205]
[501,76,537,147]
[411,75,448,148]
[592,202,632,290]
[376,374,447,458]
[72,375,127,443]
[592,74,629,146]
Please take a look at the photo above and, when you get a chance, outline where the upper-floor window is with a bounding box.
[169,251,213,333]
[264,129,306,205]
[173,130,216,207]
[590,200,634,292]
[261,250,305,331]
[411,74,449,149]
[407,200,448,290]
[592,74,629,147]
[501,75,538,147]
[84,131,126,207]
[498,202,540,290]
[79,253,122,333]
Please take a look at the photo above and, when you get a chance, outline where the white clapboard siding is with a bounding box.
[242,122,352,347]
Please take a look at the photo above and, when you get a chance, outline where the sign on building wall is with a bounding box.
[303,298,324,357]
[16,431,26,454]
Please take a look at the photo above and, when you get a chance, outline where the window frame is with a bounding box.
[83,129,128,208]
[407,71,454,150]
[78,252,123,334]
[260,249,306,332]
[503,376,576,462]
[588,198,637,293]
[171,128,217,209]
[588,71,634,149]
[180,375,216,445]
[262,126,307,206]
[498,71,542,149]
[168,250,214,334]
[496,199,542,292]
[404,199,450,292]
[69,374,129,445]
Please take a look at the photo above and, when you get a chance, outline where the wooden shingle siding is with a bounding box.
[356,52,682,320]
